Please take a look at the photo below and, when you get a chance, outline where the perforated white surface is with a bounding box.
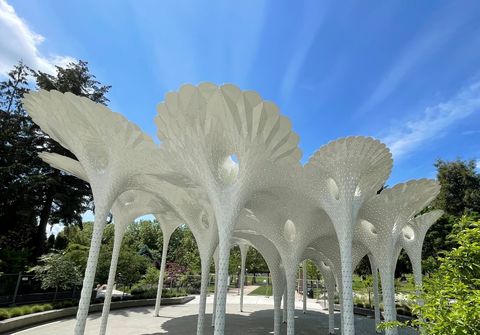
[24,85,442,335]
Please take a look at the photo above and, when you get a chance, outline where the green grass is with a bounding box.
[0,303,54,320]
[248,285,273,296]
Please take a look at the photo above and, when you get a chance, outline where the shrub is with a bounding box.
[62,300,74,308]
[52,301,64,309]
[0,309,9,320]
[19,305,32,315]
[31,305,44,313]
[42,304,53,311]
[130,286,188,300]
[9,307,24,317]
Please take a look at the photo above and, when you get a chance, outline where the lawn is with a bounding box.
[248,285,273,296]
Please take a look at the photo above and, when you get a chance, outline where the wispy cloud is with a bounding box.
[279,1,328,104]
[0,0,74,76]
[357,3,473,116]
[382,80,480,159]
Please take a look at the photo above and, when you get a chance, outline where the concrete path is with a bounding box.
[12,294,417,335]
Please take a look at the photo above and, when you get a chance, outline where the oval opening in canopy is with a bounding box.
[402,225,415,240]
[284,219,297,242]
[200,211,209,229]
[360,219,378,235]
[217,154,239,185]
[326,177,340,200]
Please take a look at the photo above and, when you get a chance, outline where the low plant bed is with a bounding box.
[0,296,194,334]
[0,300,77,321]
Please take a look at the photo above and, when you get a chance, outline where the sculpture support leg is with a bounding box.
[211,266,218,327]
[368,256,381,332]
[411,258,423,304]
[302,260,307,314]
[282,289,287,323]
[239,247,247,312]
[339,239,354,335]
[154,233,171,316]
[380,268,398,335]
[213,237,232,335]
[326,277,335,334]
[285,268,297,335]
[411,257,424,332]
[99,227,126,335]
[196,255,211,335]
[273,286,282,335]
[74,207,109,335]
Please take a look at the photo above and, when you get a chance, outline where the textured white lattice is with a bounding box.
[154,84,302,335]
[24,86,444,335]
[304,136,393,335]
[25,91,163,335]
[302,248,337,334]
[401,210,444,296]
[357,179,440,335]
[102,190,178,334]
[233,233,285,335]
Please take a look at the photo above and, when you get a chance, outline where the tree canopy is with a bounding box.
[0,61,110,272]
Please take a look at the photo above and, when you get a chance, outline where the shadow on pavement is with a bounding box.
[144,309,335,335]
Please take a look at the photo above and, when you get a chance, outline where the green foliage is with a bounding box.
[31,305,44,313]
[377,320,410,332]
[245,248,269,275]
[30,252,83,290]
[248,285,273,296]
[305,259,321,279]
[8,307,26,317]
[411,215,480,334]
[434,160,480,216]
[380,216,480,334]
[422,159,480,269]
[0,60,109,262]
[129,286,187,299]
[0,309,9,320]
[0,248,31,273]
[136,266,160,288]
[0,303,62,320]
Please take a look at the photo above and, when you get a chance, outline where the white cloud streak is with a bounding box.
[382,81,480,159]
[0,0,74,76]
[279,1,328,104]
[357,3,473,116]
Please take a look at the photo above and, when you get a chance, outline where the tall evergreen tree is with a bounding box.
[422,159,480,272]
[0,61,110,271]
[0,62,37,265]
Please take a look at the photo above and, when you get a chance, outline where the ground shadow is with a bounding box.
[142,307,417,335]
[145,308,336,335]
[88,306,154,320]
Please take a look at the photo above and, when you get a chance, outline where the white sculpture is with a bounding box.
[305,137,393,335]
[357,179,440,335]
[154,83,301,335]
[401,210,444,298]
[25,91,163,335]
[23,84,443,335]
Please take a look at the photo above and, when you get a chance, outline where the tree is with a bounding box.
[0,62,37,271]
[380,215,480,334]
[413,215,480,334]
[30,252,83,300]
[245,247,269,284]
[422,159,480,272]
[31,61,110,256]
[0,60,110,263]
[433,159,480,216]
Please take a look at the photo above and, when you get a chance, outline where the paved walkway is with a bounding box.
[12,294,417,335]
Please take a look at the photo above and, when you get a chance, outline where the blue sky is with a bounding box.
[2,1,480,199]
